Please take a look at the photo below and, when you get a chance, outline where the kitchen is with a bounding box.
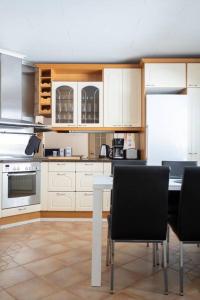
[0,1,200,299]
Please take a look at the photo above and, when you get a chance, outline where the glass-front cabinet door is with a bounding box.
[78,82,103,127]
[52,82,77,127]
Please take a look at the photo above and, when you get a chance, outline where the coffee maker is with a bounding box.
[112,138,124,159]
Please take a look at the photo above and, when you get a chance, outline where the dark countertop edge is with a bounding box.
[0,158,112,163]
[0,157,143,163]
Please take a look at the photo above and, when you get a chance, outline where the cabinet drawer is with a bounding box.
[76,172,102,191]
[48,192,75,211]
[48,172,75,191]
[103,191,111,211]
[103,163,111,175]
[1,204,41,217]
[76,192,93,211]
[75,162,103,172]
[48,162,75,172]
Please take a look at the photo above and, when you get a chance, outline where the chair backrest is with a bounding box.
[112,160,146,175]
[111,165,169,241]
[178,167,200,242]
[162,161,197,179]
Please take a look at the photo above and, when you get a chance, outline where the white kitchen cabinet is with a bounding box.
[77,82,103,127]
[48,192,75,211]
[75,162,103,173]
[48,172,75,191]
[76,192,93,211]
[122,69,141,127]
[52,82,78,127]
[187,63,200,87]
[145,63,186,93]
[104,69,122,126]
[104,68,141,127]
[103,162,111,175]
[49,162,75,172]
[187,88,200,163]
[76,172,102,191]
[40,162,48,211]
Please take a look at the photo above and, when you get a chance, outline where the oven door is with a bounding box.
[2,171,40,209]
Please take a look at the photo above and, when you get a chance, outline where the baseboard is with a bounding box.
[0,210,109,228]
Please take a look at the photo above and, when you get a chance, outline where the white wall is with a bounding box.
[44,132,88,157]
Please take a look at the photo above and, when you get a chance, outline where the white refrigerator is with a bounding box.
[146,94,188,165]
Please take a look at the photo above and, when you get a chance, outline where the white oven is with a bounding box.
[2,162,40,209]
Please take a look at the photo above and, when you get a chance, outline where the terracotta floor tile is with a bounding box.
[24,257,67,276]
[0,266,35,288]
[54,248,90,266]
[0,290,15,300]
[0,221,199,299]
[44,266,88,289]
[12,247,47,265]
[7,277,56,300]
[42,289,82,300]
[68,279,112,300]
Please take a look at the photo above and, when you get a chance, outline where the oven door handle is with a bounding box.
[7,172,37,177]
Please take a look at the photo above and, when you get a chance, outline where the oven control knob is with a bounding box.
[25,167,28,170]
[17,167,20,171]
[13,167,16,171]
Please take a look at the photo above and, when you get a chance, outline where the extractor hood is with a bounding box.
[0,51,47,129]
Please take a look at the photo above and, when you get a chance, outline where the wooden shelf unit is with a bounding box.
[37,68,52,115]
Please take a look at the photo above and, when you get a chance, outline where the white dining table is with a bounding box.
[91,175,181,287]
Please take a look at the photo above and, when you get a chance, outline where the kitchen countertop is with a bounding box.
[0,157,113,163]
[0,157,143,163]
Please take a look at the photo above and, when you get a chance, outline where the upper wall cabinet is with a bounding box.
[77,82,103,127]
[145,63,186,93]
[52,81,103,127]
[187,63,200,87]
[104,68,141,127]
[52,82,78,127]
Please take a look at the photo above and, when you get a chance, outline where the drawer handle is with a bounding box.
[84,193,92,196]
[18,207,26,211]
[56,192,66,196]
[56,163,65,166]
[85,173,93,176]
[84,163,93,166]
[56,173,65,176]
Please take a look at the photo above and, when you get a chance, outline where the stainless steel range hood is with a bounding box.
[0,53,47,129]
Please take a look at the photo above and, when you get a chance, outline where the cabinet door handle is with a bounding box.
[84,192,93,196]
[18,207,26,211]
[56,173,66,176]
[85,173,93,176]
[56,192,66,196]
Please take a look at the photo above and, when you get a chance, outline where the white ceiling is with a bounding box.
[0,0,200,63]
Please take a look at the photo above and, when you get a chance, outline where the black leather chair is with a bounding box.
[111,159,147,175]
[168,167,200,296]
[162,161,197,215]
[108,165,169,294]
[106,160,147,265]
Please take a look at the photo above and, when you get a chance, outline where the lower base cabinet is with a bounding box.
[76,192,93,211]
[48,192,76,211]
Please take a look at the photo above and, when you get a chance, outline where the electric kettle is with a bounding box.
[99,144,110,158]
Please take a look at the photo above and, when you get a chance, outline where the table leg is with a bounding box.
[91,188,103,286]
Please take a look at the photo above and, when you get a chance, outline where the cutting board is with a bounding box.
[47,156,82,160]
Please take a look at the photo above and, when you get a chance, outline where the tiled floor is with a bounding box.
[0,221,199,300]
